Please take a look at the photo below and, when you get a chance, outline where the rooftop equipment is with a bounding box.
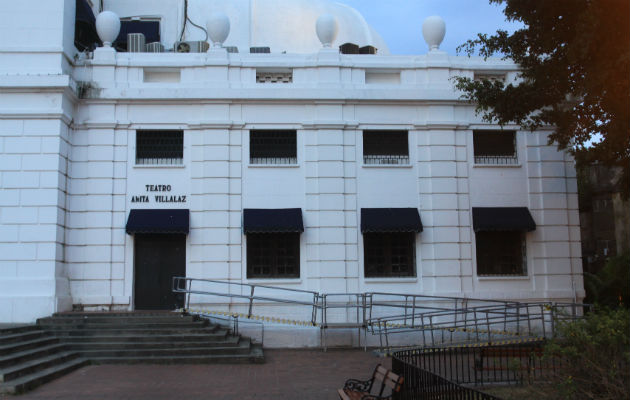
[250,47,271,54]
[339,43,359,54]
[127,33,145,52]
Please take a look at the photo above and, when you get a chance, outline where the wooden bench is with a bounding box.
[338,364,404,400]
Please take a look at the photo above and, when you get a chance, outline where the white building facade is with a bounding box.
[0,0,583,328]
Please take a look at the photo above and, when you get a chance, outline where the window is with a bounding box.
[473,130,517,164]
[136,130,183,165]
[364,233,415,277]
[363,131,409,165]
[475,231,526,276]
[250,130,297,164]
[247,233,300,278]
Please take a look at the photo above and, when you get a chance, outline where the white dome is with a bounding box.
[185,0,390,54]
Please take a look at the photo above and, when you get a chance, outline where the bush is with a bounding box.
[584,252,630,308]
[542,308,630,399]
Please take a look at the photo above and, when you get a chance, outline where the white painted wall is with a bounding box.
[0,0,582,326]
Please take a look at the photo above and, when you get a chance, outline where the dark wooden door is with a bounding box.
[134,234,186,310]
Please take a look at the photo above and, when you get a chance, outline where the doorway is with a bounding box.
[134,234,186,310]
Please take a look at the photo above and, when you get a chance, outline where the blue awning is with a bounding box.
[243,208,304,233]
[126,209,189,234]
[361,208,423,233]
[472,207,536,232]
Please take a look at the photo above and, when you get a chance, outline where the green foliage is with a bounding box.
[543,309,630,399]
[584,252,630,308]
[454,0,630,191]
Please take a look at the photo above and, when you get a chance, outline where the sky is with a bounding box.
[334,0,523,55]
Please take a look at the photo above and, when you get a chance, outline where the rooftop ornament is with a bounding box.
[207,12,230,48]
[422,15,446,52]
[95,11,121,48]
[316,14,338,48]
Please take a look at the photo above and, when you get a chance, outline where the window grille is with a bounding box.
[473,130,518,164]
[247,233,300,278]
[364,232,415,277]
[474,73,506,83]
[256,71,293,83]
[476,231,526,276]
[250,130,297,164]
[363,131,409,165]
[136,130,183,165]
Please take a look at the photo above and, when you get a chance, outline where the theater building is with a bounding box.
[0,0,583,330]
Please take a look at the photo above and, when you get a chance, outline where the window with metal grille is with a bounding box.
[364,233,415,277]
[250,130,297,164]
[473,130,517,165]
[247,233,300,278]
[363,131,409,165]
[136,130,183,165]
[475,231,526,276]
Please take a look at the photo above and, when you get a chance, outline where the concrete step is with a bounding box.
[76,340,253,358]
[0,343,68,369]
[43,327,221,337]
[38,316,198,325]
[53,311,183,318]
[0,358,88,395]
[0,337,59,357]
[0,330,48,345]
[0,351,79,383]
[56,331,230,343]
[64,337,241,350]
[38,321,209,330]
[0,325,39,336]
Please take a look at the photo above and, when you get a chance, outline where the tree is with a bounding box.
[454,0,630,189]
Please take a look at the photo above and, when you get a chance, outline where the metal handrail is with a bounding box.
[173,277,320,324]
[172,277,589,351]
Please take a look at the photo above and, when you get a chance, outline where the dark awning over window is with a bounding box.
[361,208,423,233]
[472,207,536,232]
[126,209,190,234]
[243,208,304,233]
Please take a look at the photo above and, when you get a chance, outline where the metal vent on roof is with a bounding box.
[359,45,377,54]
[256,71,293,83]
[250,47,271,54]
[339,43,359,54]
[225,46,239,53]
[474,73,506,83]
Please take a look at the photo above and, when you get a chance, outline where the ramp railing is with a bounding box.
[172,277,588,351]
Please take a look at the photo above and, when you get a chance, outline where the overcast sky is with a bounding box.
[334,0,523,55]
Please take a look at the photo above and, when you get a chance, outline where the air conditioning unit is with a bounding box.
[127,33,146,53]
[174,41,209,53]
[145,42,164,53]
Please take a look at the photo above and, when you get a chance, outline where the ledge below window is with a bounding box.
[362,164,412,169]
[248,164,300,168]
[477,275,530,281]
[473,163,522,168]
[245,278,302,285]
[134,164,186,169]
[364,277,418,284]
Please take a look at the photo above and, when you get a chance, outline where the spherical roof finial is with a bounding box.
[316,14,338,48]
[207,12,231,48]
[95,11,121,47]
[422,15,446,52]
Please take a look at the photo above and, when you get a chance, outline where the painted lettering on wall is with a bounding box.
[130,184,187,203]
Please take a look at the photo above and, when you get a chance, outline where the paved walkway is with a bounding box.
[3,349,391,400]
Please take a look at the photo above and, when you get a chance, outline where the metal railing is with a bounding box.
[392,353,501,400]
[172,277,320,325]
[172,277,589,351]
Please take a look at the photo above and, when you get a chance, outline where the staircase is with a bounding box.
[0,312,263,394]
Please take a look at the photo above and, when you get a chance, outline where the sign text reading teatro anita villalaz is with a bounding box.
[130,184,187,203]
